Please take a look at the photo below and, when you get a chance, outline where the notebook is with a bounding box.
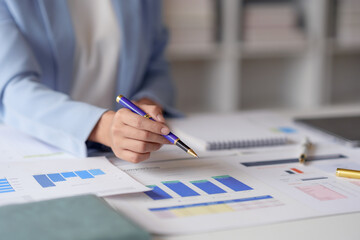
[167,113,288,151]
[294,115,360,147]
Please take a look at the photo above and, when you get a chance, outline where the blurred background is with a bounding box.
[163,0,360,114]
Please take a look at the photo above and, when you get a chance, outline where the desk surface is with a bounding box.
[154,103,360,240]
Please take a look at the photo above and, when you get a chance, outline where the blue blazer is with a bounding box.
[0,0,176,157]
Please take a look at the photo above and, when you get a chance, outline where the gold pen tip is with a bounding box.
[187,149,198,158]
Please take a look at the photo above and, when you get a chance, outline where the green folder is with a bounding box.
[0,195,150,240]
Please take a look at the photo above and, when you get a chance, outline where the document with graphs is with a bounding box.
[106,148,360,235]
[0,157,149,207]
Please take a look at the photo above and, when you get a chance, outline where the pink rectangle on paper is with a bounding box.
[351,181,360,187]
[296,184,347,201]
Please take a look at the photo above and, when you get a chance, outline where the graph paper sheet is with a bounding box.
[0,157,149,206]
[106,148,360,235]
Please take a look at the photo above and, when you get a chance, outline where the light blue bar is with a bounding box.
[61,172,77,178]
[88,169,105,176]
[75,171,94,179]
[0,183,10,187]
[0,189,15,193]
[0,187,13,190]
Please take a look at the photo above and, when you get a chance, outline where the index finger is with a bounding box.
[123,110,170,135]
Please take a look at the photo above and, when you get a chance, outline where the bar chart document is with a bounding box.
[0,157,149,206]
[106,151,360,235]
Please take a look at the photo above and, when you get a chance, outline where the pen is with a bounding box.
[116,95,198,158]
[336,168,360,180]
[299,137,312,164]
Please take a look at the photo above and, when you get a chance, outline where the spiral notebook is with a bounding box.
[168,113,288,151]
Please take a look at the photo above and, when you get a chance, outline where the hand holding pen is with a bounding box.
[88,97,177,163]
[116,95,198,159]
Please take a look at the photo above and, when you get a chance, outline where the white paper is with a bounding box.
[106,149,360,235]
[0,157,149,207]
[0,124,75,161]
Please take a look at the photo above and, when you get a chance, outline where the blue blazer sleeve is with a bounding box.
[0,1,107,157]
[131,1,182,117]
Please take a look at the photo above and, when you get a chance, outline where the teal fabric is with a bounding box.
[0,195,150,240]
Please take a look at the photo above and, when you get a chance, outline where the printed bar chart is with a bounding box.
[145,185,173,200]
[0,178,15,193]
[190,180,226,194]
[162,180,200,197]
[212,175,253,192]
[33,169,105,188]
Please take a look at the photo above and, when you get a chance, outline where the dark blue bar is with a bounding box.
[61,172,77,178]
[191,180,226,194]
[145,185,173,200]
[88,169,105,176]
[75,171,94,179]
[149,195,273,211]
[47,173,66,182]
[33,175,56,188]
[162,181,200,197]
[242,154,346,167]
[213,175,253,192]
[285,170,295,174]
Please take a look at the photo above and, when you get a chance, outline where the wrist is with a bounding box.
[88,110,115,147]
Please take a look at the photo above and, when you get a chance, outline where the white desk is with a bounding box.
[154,103,360,240]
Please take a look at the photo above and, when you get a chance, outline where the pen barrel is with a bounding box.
[336,168,360,179]
[117,96,147,116]
[163,132,179,144]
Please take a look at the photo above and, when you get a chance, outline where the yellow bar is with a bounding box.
[336,168,360,179]
[185,206,212,216]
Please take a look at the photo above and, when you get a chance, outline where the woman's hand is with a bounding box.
[88,99,170,163]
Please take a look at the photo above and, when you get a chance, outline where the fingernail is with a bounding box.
[157,114,164,122]
[161,127,170,135]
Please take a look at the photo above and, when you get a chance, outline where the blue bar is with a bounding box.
[47,173,66,182]
[149,195,273,211]
[88,169,105,176]
[0,189,15,193]
[145,185,173,200]
[61,172,77,178]
[213,175,253,192]
[0,187,13,191]
[190,180,226,194]
[75,170,94,179]
[285,170,295,174]
[162,181,200,197]
[0,179,7,183]
[33,175,56,188]
[242,154,346,167]
[0,183,10,187]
